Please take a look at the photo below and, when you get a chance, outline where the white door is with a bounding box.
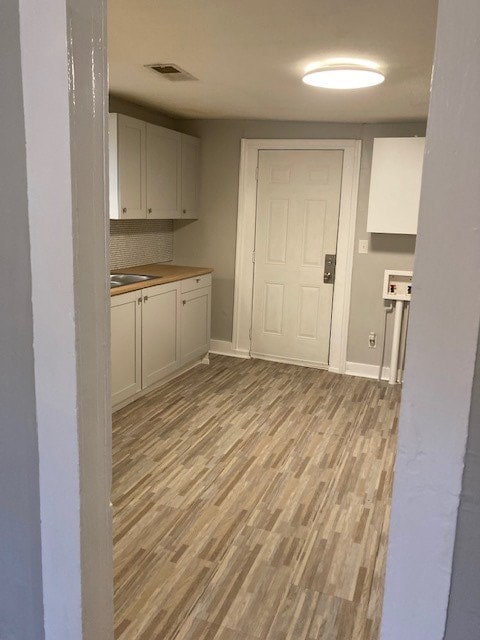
[251,149,343,367]
[142,282,181,388]
[146,124,182,219]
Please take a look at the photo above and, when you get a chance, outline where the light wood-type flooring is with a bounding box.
[113,355,400,640]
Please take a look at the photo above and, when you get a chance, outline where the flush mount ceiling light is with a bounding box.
[302,64,385,90]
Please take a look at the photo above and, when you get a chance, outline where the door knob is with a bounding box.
[323,254,336,284]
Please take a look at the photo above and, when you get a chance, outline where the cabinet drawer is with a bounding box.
[180,273,212,293]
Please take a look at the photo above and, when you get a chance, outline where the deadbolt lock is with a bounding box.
[324,254,336,284]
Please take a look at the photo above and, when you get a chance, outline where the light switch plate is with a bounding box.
[359,239,368,254]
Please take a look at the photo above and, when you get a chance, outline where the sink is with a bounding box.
[110,273,160,288]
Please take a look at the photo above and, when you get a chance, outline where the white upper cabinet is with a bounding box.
[109,113,200,220]
[146,124,182,219]
[367,137,425,235]
[109,113,147,219]
[181,134,200,219]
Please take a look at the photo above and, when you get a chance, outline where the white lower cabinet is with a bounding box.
[142,282,180,388]
[180,287,211,365]
[111,276,211,406]
[111,290,142,406]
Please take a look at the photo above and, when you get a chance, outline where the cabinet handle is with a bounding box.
[122,207,127,214]
[182,300,186,305]
[137,297,142,305]
[196,278,201,283]
[148,208,152,214]
[144,295,149,302]
[183,209,187,214]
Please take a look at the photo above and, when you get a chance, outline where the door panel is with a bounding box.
[251,149,343,367]
[180,287,211,364]
[142,283,180,388]
[146,124,181,219]
[118,115,146,219]
[302,201,326,266]
[111,291,142,404]
[263,283,285,334]
[266,200,289,263]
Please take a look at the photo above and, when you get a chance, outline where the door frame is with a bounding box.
[232,139,362,374]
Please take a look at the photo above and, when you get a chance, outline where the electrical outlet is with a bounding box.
[358,239,369,254]
[368,332,377,348]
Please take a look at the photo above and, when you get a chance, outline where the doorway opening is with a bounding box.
[250,148,344,368]
[232,139,362,374]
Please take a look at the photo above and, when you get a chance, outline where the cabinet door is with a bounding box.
[108,114,120,219]
[111,291,142,405]
[180,287,211,364]
[146,124,182,219]
[118,115,147,219]
[142,282,181,388]
[367,137,425,234]
[181,134,200,219]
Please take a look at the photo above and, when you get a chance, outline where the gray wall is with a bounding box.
[174,119,423,365]
[12,0,113,638]
[381,0,480,637]
[441,2,480,633]
[0,3,44,638]
[445,331,480,638]
[67,1,113,637]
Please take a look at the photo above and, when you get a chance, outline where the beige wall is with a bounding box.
[174,119,425,366]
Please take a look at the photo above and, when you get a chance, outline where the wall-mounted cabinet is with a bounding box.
[146,124,182,219]
[109,113,200,221]
[367,137,425,235]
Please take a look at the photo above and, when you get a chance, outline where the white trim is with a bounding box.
[232,138,361,374]
[346,361,389,381]
[209,339,250,359]
[345,361,404,382]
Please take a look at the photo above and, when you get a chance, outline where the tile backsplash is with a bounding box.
[110,219,173,269]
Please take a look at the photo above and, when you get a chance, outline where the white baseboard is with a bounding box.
[209,340,250,359]
[208,346,403,384]
[346,361,404,383]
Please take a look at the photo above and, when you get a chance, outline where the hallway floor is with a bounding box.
[113,355,400,640]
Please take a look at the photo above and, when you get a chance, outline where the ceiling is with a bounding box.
[108,0,438,122]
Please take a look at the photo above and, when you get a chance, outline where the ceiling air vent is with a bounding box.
[145,63,197,82]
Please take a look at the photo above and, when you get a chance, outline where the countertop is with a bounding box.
[110,263,213,296]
